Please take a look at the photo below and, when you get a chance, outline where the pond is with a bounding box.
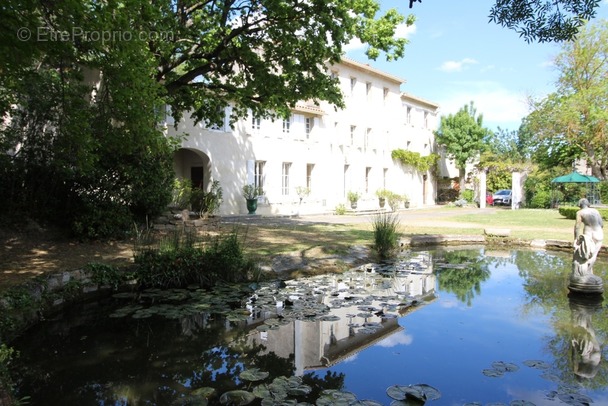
[9,247,608,405]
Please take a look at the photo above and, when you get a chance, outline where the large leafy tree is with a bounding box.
[434,102,491,196]
[526,20,608,180]
[0,0,411,236]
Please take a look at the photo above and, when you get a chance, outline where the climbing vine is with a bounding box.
[391,149,439,173]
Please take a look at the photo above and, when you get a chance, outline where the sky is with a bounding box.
[345,0,608,132]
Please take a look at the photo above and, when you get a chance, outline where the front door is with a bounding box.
[191,167,204,189]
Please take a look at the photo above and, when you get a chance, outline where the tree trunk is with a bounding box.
[458,167,466,198]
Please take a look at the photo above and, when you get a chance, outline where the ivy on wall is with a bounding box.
[391,149,439,173]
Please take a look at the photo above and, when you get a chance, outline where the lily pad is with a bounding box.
[482,369,504,378]
[316,389,358,406]
[239,368,270,382]
[191,387,216,398]
[386,384,441,402]
[219,390,256,405]
[523,360,551,370]
[491,361,519,372]
[557,392,593,405]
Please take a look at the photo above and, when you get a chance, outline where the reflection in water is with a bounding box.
[244,253,436,376]
[568,294,603,380]
[9,248,608,405]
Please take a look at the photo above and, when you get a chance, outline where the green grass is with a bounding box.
[238,207,575,261]
[428,208,573,241]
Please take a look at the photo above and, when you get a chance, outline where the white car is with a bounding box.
[492,189,512,206]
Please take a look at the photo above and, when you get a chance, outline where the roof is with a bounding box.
[551,171,600,183]
[339,57,405,84]
[291,102,325,116]
[401,92,440,110]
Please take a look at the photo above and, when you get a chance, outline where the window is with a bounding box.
[365,167,372,193]
[305,117,313,139]
[365,128,371,151]
[208,106,225,131]
[306,163,314,191]
[282,116,291,134]
[330,70,338,80]
[366,82,372,101]
[350,77,357,95]
[383,168,388,189]
[424,112,429,129]
[251,116,261,132]
[406,107,412,125]
[255,161,265,191]
[343,165,350,198]
[350,125,356,145]
[383,87,389,103]
[282,162,291,195]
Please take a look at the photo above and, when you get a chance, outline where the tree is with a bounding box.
[478,124,535,192]
[526,20,608,180]
[0,0,411,236]
[434,102,491,196]
[1,0,411,126]
[408,0,602,43]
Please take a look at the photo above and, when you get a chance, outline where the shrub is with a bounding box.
[172,178,193,209]
[558,206,578,220]
[133,228,257,289]
[0,344,18,403]
[191,180,223,216]
[528,190,552,209]
[558,206,608,221]
[335,204,346,215]
[372,212,401,260]
[386,192,403,211]
[461,189,474,202]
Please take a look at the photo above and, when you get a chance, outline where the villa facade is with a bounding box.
[168,58,449,216]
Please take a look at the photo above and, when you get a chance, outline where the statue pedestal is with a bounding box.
[568,275,604,295]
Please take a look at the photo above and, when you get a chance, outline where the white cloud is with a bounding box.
[343,38,364,52]
[438,58,478,72]
[376,331,413,347]
[436,81,531,130]
[396,22,417,39]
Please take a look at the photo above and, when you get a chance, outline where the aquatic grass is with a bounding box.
[371,212,401,259]
[133,227,258,289]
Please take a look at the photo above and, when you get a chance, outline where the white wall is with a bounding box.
[167,59,442,215]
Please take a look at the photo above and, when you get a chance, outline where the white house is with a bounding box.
[168,58,444,216]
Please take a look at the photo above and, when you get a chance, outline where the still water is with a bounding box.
[10,247,608,405]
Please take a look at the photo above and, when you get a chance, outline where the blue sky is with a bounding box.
[345,0,608,132]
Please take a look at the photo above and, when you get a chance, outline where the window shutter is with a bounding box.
[246,160,255,185]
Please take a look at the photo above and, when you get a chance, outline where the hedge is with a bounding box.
[558,206,608,220]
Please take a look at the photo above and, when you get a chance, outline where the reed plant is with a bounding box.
[133,227,259,289]
[372,212,401,259]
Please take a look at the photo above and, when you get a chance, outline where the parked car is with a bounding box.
[486,192,494,205]
[492,189,512,206]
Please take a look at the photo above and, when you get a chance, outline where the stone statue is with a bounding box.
[569,198,604,294]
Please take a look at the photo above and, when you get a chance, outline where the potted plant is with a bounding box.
[375,188,391,208]
[243,184,263,214]
[403,194,410,209]
[347,190,361,209]
[387,192,403,212]
[295,186,310,203]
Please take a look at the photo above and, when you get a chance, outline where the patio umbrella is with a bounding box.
[550,171,600,206]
